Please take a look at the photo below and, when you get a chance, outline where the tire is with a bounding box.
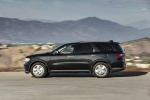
[45,73,50,77]
[31,62,48,78]
[93,62,110,78]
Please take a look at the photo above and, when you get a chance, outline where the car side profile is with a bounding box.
[24,41,126,78]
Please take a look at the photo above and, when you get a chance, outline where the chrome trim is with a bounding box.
[53,62,89,65]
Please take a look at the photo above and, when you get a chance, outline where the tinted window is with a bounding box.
[94,43,114,52]
[75,44,93,54]
[111,44,125,53]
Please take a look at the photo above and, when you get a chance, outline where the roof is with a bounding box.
[71,40,119,44]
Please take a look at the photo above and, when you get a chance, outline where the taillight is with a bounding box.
[117,53,124,59]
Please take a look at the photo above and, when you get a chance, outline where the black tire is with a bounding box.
[45,73,50,77]
[92,62,110,78]
[31,62,48,78]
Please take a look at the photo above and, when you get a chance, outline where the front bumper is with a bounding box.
[24,62,30,73]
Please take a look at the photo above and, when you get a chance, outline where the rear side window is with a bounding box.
[94,43,114,52]
[75,44,93,54]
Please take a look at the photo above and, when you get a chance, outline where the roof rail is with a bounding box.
[78,41,87,43]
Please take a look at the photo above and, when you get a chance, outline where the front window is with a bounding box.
[58,44,75,54]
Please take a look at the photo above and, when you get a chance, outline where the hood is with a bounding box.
[26,52,52,58]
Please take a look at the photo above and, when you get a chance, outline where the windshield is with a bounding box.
[51,44,65,52]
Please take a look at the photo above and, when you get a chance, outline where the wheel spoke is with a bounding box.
[101,65,105,70]
[33,64,45,77]
[95,64,107,76]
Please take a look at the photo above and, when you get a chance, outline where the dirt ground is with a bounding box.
[0,45,53,70]
[0,72,150,100]
[0,67,150,72]
[0,45,150,72]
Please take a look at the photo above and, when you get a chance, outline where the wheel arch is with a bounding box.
[29,60,49,72]
[90,59,112,73]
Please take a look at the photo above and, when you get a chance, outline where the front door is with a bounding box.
[50,44,75,70]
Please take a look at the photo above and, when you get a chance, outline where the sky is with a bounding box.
[0,0,150,24]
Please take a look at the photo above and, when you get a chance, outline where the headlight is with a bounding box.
[25,58,30,62]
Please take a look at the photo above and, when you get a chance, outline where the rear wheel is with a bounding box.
[31,62,48,78]
[93,62,110,78]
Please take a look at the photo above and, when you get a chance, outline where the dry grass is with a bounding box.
[121,38,150,55]
[0,67,23,72]
[0,45,53,70]
[0,67,149,72]
[0,38,150,72]
[124,68,150,72]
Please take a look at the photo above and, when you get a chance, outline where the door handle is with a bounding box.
[68,56,73,58]
[91,55,97,57]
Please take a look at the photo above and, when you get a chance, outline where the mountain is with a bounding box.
[122,37,150,55]
[127,20,150,29]
[0,17,149,43]
[25,18,55,23]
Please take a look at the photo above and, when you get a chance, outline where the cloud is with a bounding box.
[50,0,64,8]
[0,0,40,4]
[94,0,148,4]
[0,0,22,3]
[141,8,148,11]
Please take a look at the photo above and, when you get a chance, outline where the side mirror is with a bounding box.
[53,51,59,55]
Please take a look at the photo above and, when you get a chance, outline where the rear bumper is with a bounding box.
[112,67,125,72]
[112,65,126,72]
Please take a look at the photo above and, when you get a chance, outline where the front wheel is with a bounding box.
[31,62,48,78]
[93,62,110,78]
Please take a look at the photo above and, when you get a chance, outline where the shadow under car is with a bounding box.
[44,71,148,78]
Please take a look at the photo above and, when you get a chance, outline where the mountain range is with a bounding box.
[127,20,150,29]
[0,17,149,43]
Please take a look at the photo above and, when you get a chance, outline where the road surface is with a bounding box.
[0,72,150,100]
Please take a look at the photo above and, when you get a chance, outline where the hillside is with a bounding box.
[121,37,150,55]
[0,45,54,71]
[0,17,149,43]
[127,20,150,29]
[0,38,150,71]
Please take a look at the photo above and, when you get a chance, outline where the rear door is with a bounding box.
[94,43,125,68]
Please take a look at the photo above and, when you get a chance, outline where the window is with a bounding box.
[111,44,125,53]
[75,44,93,54]
[94,44,114,52]
[58,44,75,54]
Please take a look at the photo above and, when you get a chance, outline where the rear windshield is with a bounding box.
[111,43,125,53]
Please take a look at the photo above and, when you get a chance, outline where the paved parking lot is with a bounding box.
[0,72,150,100]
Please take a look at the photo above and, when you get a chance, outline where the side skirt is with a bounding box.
[50,70,90,73]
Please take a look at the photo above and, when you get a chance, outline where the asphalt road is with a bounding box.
[0,72,150,100]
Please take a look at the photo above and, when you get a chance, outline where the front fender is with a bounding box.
[29,59,50,72]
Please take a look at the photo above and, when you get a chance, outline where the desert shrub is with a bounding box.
[139,53,150,57]
[34,47,41,52]
[19,49,24,53]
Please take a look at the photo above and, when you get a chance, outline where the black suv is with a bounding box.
[24,41,126,78]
